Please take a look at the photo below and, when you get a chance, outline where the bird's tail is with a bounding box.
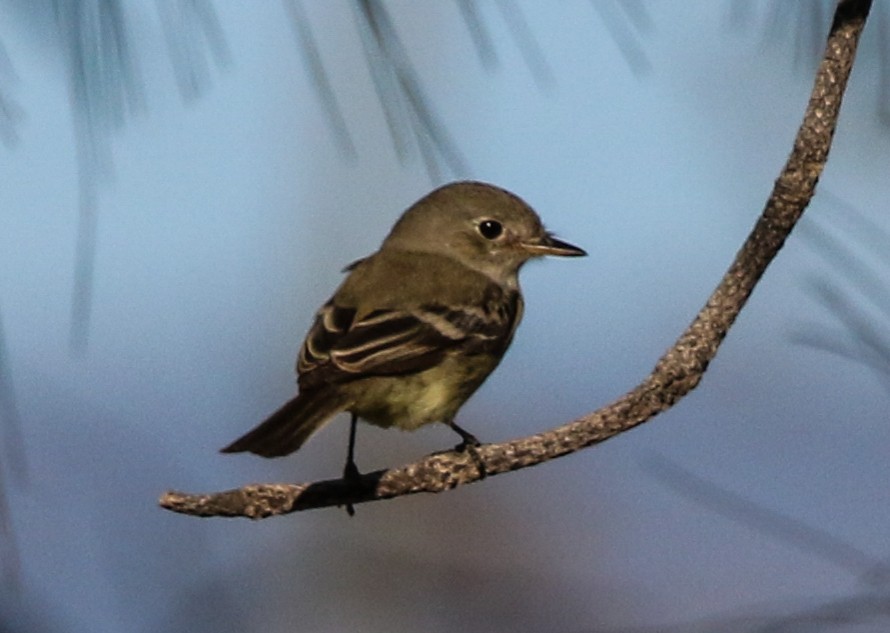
[220,389,349,458]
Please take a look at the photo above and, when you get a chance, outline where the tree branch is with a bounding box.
[160,0,873,519]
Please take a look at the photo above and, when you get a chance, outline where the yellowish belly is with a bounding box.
[348,354,498,430]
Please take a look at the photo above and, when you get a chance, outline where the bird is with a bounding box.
[221,181,586,483]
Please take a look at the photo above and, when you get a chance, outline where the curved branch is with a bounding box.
[160,0,873,519]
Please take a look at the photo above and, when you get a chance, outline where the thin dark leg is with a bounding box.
[344,413,360,479]
[343,413,360,516]
[447,419,486,479]
[448,419,480,449]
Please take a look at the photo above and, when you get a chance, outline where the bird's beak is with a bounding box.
[520,234,587,257]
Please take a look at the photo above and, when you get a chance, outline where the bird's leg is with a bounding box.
[447,419,486,479]
[448,419,480,450]
[343,413,361,516]
[344,413,361,479]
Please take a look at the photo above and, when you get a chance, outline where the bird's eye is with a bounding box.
[477,219,503,240]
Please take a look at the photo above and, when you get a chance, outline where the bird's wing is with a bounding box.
[296,296,520,389]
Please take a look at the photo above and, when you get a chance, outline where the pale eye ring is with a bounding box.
[477,219,503,240]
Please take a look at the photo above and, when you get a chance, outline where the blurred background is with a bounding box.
[2,1,890,631]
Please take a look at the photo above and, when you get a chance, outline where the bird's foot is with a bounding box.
[445,420,486,478]
[448,420,480,450]
[342,460,362,517]
[450,438,486,481]
[462,442,487,479]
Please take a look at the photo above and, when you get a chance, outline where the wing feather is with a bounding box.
[297,289,521,390]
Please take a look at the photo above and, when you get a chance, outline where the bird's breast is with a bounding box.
[348,352,499,431]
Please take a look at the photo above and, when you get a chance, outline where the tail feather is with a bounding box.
[221,389,348,457]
